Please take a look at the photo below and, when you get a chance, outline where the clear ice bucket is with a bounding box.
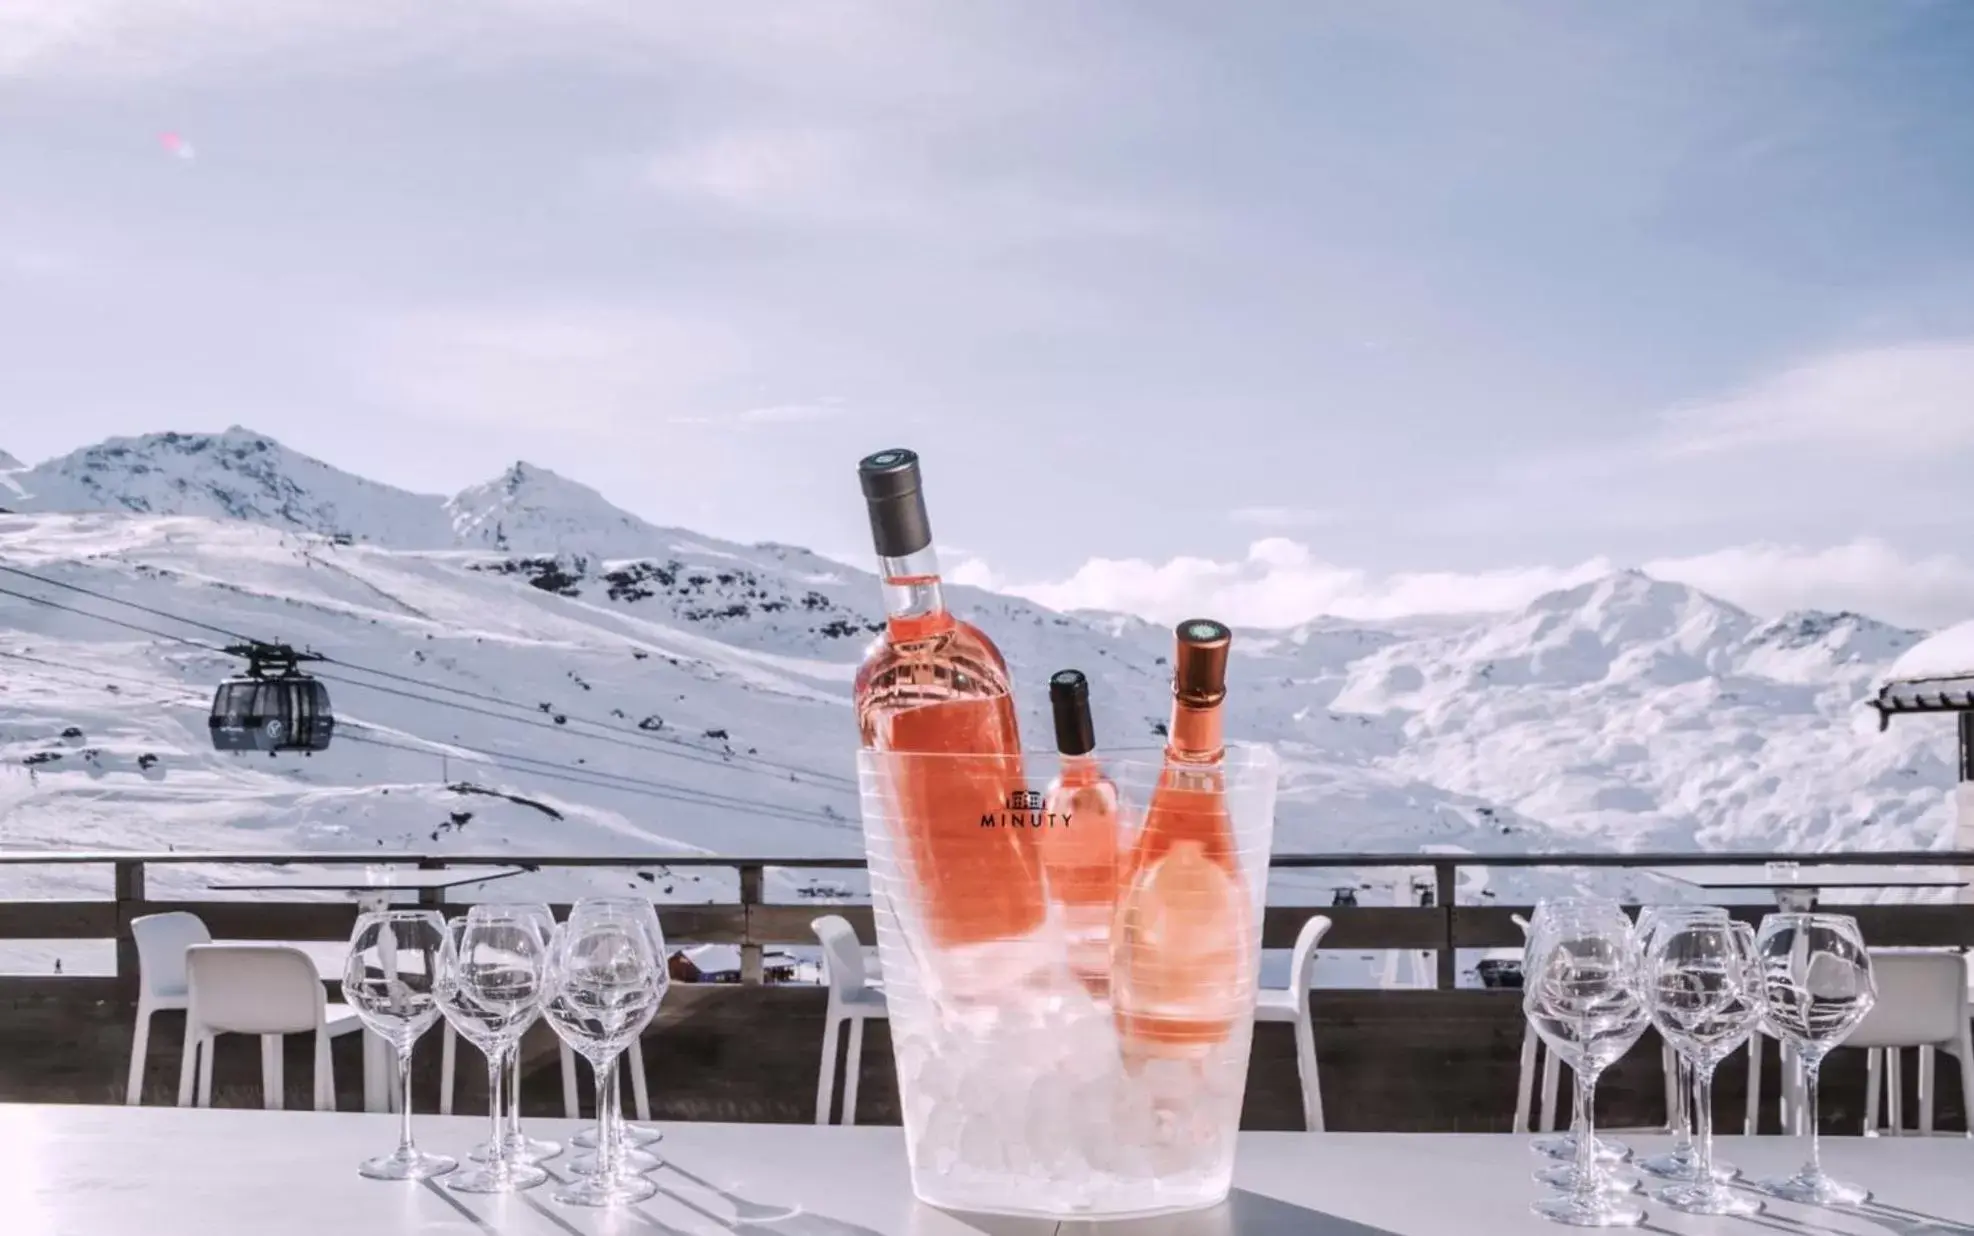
[855,743,1280,1220]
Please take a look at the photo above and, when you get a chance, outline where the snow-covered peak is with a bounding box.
[1441,570,1753,688]
[2,427,453,547]
[0,448,22,471]
[445,461,672,558]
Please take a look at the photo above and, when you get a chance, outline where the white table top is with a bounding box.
[204,866,526,894]
[1646,864,1969,891]
[5,1105,1972,1236]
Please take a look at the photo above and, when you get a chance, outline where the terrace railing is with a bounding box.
[0,848,1968,999]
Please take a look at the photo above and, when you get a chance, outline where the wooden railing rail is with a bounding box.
[0,849,1964,996]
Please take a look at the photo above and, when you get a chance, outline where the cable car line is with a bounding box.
[338,729,851,830]
[311,671,853,795]
[0,583,231,652]
[0,650,850,828]
[314,655,856,786]
[0,562,855,789]
[0,563,251,642]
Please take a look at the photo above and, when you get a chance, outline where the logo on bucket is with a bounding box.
[980,788,1073,829]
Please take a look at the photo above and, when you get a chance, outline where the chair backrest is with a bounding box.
[185,944,325,1036]
[131,911,211,996]
[1289,914,1332,997]
[1844,950,1969,1049]
[812,915,868,994]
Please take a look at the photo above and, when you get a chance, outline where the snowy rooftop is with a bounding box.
[1876,619,1974,716]
[1885,619,1974,684]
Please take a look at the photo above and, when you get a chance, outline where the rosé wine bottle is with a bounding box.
[1041,669,1119,998]
[852,450,1048,982]
[1112,618,1253,1059]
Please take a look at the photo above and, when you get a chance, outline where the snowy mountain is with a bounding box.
[0,428,1965,985]
[1,428,456,547]
[444,462,681,558]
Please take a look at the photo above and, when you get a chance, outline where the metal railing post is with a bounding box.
[739,863,764,985]
[1435,860,1458,990]
[417,854,444,910]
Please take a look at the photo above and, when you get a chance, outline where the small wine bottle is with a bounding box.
[1041,669,1120,997]
[1112,618,1252,1057]
[851,449,1048,959]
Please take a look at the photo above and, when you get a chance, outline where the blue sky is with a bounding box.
[3,2,1973,627]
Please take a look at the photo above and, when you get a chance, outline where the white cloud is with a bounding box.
[1655,340,1974,459]
[668,399,850,428]
[737,399,847,424]
[956,536,1974,631]
[1227,506,1338,530]
[358,306,753,432]
[644,130,869,218]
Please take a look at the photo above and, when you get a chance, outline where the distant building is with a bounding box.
[1871,620,1974,865]
[669,944,801,984]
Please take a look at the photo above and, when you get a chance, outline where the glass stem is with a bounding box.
[506,1046,523,1140]
[396,1045,416,1156]
[1803,1052,1824,1180]
[1693,1065,1716,1194]
[486,1053,506,1171]
[597,1055,621,1180]
[1672,1055,1692,1151]
[1572,1068,1598,1201]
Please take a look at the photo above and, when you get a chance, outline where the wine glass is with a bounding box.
[1750,913,1877,1207]
[1643,919,1762,1217]
[1631,906,1737,1184]
[540,905,664,1206]
[1524,902,1651,1226]
[436,912,549,1193]
[342,909,455,1181]
[467,901,563,1165]
[567,896,670,1161]
[1527,898,1633,1166]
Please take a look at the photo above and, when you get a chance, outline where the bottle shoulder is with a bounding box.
[856,619,1016,693]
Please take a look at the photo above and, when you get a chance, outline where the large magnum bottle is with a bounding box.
[853,449,1048,971]
[1112,618,1252,1057]
[1041,669,1120,997]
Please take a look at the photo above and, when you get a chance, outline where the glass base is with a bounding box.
[1534,1165,1642,1195]
[1636,1148,1737,1183]
[358,1147,457,1181]
[1532,1134,1630,1164]
[555,1172,660,1207]
[567,1146,660,1177]
[1531,1194,1645,1227]
[447,1161,549,1193]
[574,1122,663,1148]
[1755,1170,1871,1207]
[1654,1181,1763,1217]
[469,1133,562,1165]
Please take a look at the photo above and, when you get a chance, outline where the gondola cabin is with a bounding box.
[209,643,334,755]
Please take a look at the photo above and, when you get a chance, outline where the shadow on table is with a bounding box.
[937,1189,1407,1236]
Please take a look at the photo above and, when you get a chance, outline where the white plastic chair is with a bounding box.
[813,914,887,1125]
[176,944,363,1111]
[1379,871,1435,989]
[1254,914,1331,1130]
[1748,949,1973,1137]
[127,911,209,1105]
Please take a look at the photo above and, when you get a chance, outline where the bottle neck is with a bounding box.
[1165,697,1224,765]
[879,546,951,636]
[1058,752,1104,784]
